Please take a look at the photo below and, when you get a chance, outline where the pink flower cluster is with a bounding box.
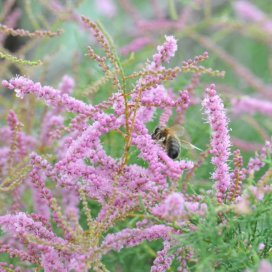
[247,140,272,175]
[202,84,231,202]
[234,1,272,34]
[152,192,207,223]
[0,35,197,270]
[232,96,272,117]
[1,18,270,270]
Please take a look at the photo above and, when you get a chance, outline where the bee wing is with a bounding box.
[169,125,185,137]
[180,139,202,151]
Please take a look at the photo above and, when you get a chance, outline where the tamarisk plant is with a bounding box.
[0,16,271,272]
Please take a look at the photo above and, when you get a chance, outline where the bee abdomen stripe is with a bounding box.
[167,137,180,159]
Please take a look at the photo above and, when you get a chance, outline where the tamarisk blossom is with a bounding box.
[0,243,39,265]
[160,107,172,126]
[58,75,74,95]
[0,4,21,44]
[0,213,67,246]
[151,241,174,272]
[132,121,193,184]
[137,19,183,32]
[148,35,177,70]
[141,87,189,108]
[0,213,88,271]
[232,96,272,117]
[232,137,263,152]
[95,0,117,17]
[129,35,192,176]
[202,84,231,203]
[1,34,195,271]
[41,247,66,272]
[247,140,272,175]
[234,1,272,34]
[2,76,94,115]
[133,35,189,126]
[234,1,266,22]
[40,75,74,146]
[257,260,272,272]
[152,192,207,223]
[258,243,265,251]
[102,225,173,252]
[120,36,152,56]
[249,185,272,201]
[158,88,176,127]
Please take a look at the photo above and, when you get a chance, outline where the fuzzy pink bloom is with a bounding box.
[234,1,265,22]
[0,35,202,271]
[264,21,272,33]
[55,113,121,172]
[31,183,51,220]
[232,96,272,117]
[160,107,173,126]
[202,84,231,203]
[247,140,272,175]
[249,185,272,201]
[58,75,74,95]
[137,19,181,32]
[234,197,251,214]
[41,247,66,272]
[152,193,207,223]
[131,35,179,124]
[257,260,272,272]
[132,121,193,183]
[7,110,20,131]
[4,8,21,29]
[95,0,117,17]
[234,1,272,34]
[0,244,38,265]
[258,243,265,251]
[151,241,174,272]
[149,35,177,70]
[232,137,263,152]
[0,212,66,246]
[121,37,152,56]
[2,76,94,115]
[0,7,21,43]
[141,88,189,108]
[5,111,36,162]
[102,225,173,252]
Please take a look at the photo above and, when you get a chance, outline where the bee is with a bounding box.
[151,125,201,159]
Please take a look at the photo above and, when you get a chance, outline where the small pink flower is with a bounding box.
[258,243,265,251]
[258,260,272,272]
[234,197,251,215]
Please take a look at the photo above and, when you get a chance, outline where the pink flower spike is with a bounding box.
[102,225,173,253]
[232,96,272,117]
[0,212,66,245]
[149,35,178,70]
[120,37,152,56]
[234,1,265,22]
[58,75,75,95]
[151,241,174,272]
[2,76,94,115]
[202,84,231,203]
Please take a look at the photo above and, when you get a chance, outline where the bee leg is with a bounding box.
[158,137,166,143]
